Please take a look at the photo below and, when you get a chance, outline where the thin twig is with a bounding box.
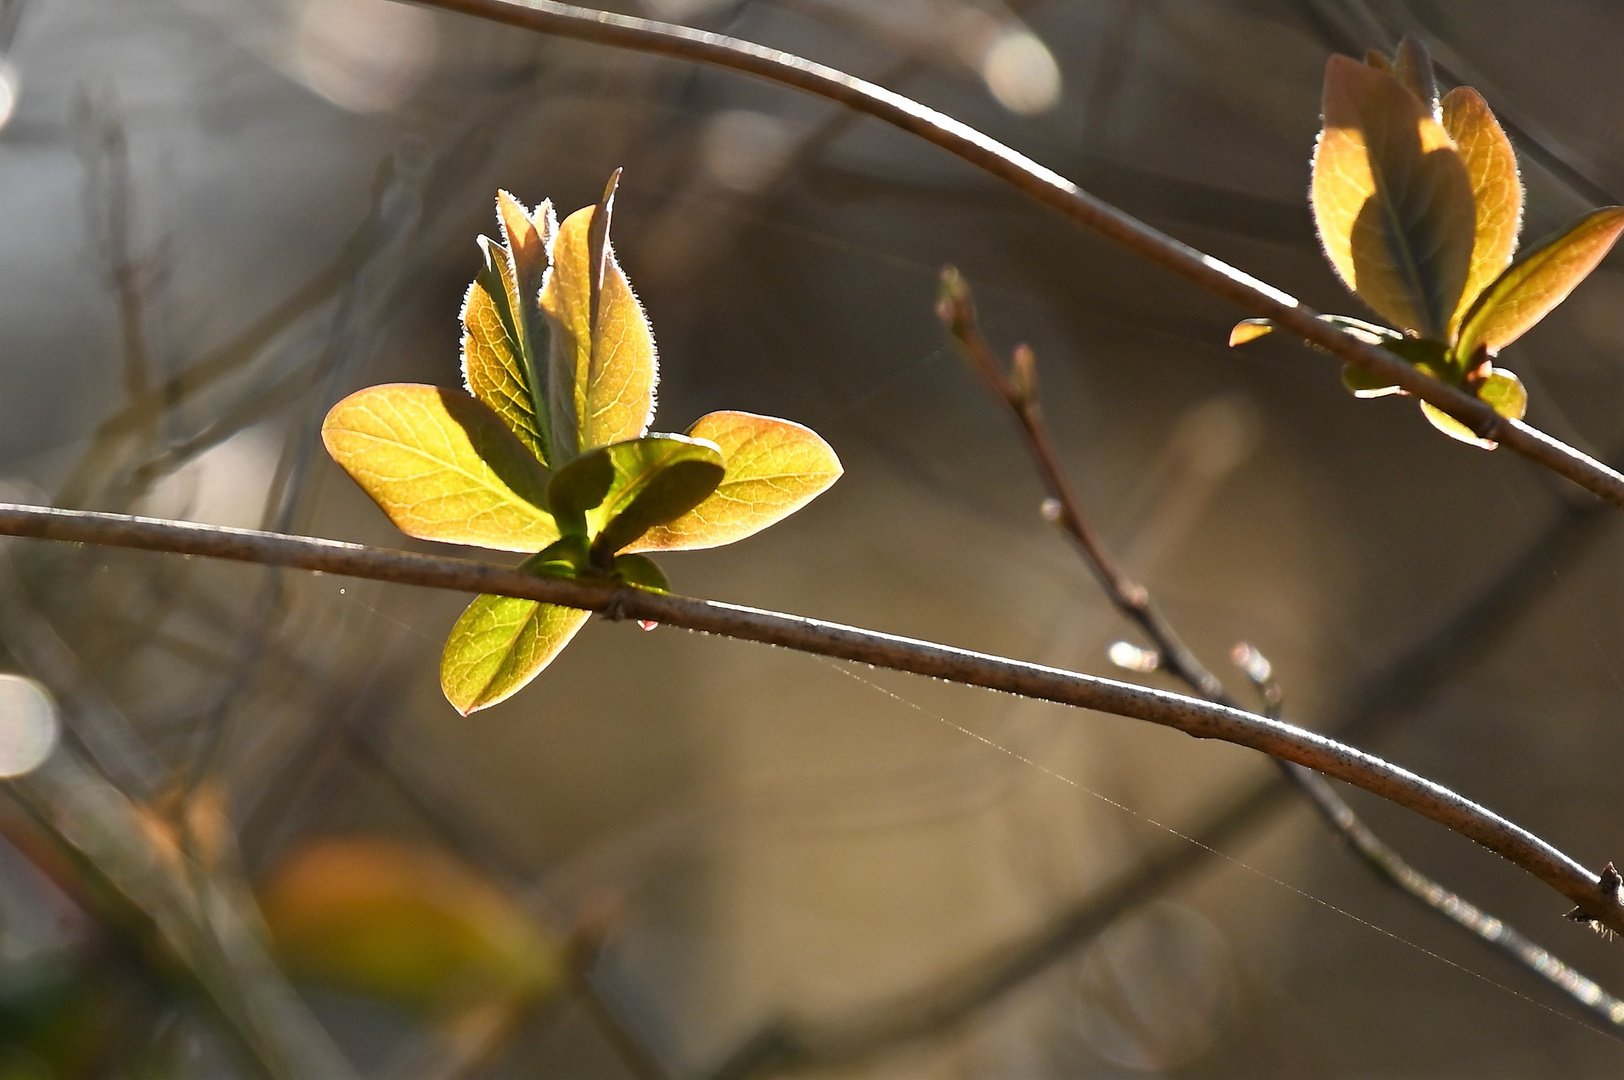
[937,270,1624,1033]
[0,501,1617,934]
[403,0,1624,508]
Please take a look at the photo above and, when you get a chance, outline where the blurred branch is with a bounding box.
[0,504,1619,936]
[405,0,1624,509]
[936,270,1624,1034]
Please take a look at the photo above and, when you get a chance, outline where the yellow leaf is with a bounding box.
[1311,55,1476,338]
[261,836,563,1009]
[627,411,844,552]
[540,174,658,460]
[322,384,558,552]
[1440,87,1523,331]
[440,590,590,714]
[1455,207,1624,359]
[1228,319,1273,346]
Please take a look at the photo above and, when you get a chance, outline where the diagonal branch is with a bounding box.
[0,500,1618,935]
[936,267,1624,1030]
[402,0,1624,508]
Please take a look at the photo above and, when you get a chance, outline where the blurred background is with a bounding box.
[3,0,1624,1075]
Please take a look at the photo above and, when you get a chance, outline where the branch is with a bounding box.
[404,0,1624,509]
[0,501,1618,934]
[937,270,1624,1032]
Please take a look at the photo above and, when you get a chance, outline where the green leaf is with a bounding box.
[322,384,558,552]
[1441,87,1523,331]
[1479,366,1527,421]
[548,435,726,559]
[611,553,669,592]
[1419,400,1496,450]
[539,172,658,461]
[1311,54,1476,338]
[626,412,844,553]
[1455,207,1624,359]
[461,193,557,464]
[440,560,592,715]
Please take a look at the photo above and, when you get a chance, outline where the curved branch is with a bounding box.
[938,269,1624,1031]
[0,501,1618,932]
[405,0,1624,508]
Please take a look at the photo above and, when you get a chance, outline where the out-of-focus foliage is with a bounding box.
[260,835,562,1012]
[323,175,842,713]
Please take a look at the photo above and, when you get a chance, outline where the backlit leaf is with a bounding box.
[1440,87,1522,330]
[322,385,558,552]
[261,836,563,1009]
[1455,207,1624,359]
[627,412,844,552]
[549,435,726,558]
[1228,319,1274,346]
[440,562,591,714]
[1419,400,1496,450]
[1479,366,1527,421]
[1311,55,1476,338]
[611,553,669,592]
[540,172,658,461]
[462,193,557,463]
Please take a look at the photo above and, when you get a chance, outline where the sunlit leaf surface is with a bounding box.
[628,411,844,552]
[1312,55,1475,338]
[1440,87,1523,331]
[441,575,591,714]
[1479,366,1527,421]
[322,384,557,552]
[1455,207,1624,359]
[462,192,557,463]
[540,199,658,460]
[1419,400,1496,449]
[261,836,563,1008]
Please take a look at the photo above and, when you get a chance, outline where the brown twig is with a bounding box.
[936,269,1624,1034]
[403,0,1624,509]
[0,500,1618,937]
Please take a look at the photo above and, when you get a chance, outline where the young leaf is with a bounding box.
[1455,206,1624,359]
[611,553,670,592]
[440,565,592,714]
[1311,55,1476,339]
[1228,318,1274,346]
[1419,400,1496,450]
[1391,35,1438,114]
[1416,367,1522,449]
[539,172,658,461]
[1440,87,1522,330]
[547,435,726,558]
[462,193,557,462]
[1479,366,1527,420]
[626,412,844,552]
[322,385,558,552]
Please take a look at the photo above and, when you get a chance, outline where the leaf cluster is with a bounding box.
[323,174,842,713]
[1233,38,1624,448]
